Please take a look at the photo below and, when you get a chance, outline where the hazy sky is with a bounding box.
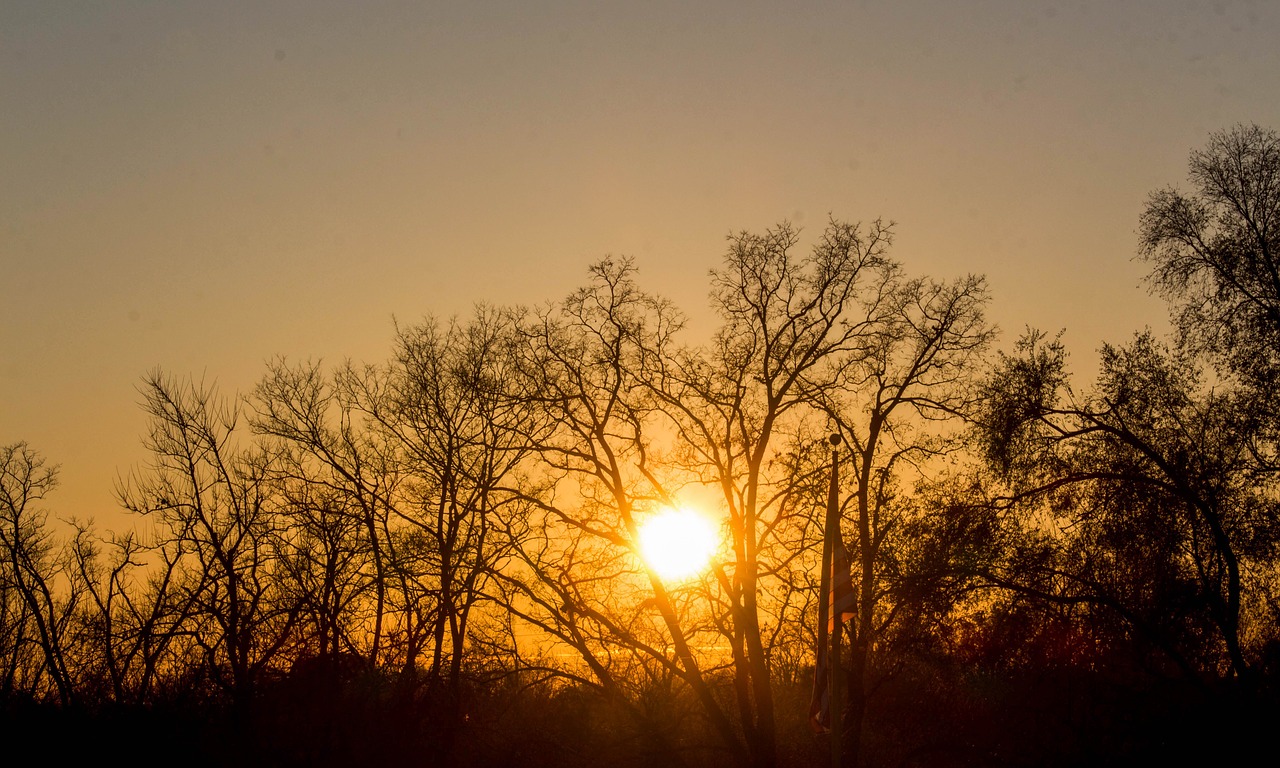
[4,0,1279,526]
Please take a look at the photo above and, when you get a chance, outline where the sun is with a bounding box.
[638,507,719,581]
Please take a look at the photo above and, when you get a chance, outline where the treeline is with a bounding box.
[4,126,1280,768]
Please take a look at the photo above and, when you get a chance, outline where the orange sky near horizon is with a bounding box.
[4,0,1279,529]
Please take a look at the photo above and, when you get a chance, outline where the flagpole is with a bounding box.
[826,433,843,768]
[815,455,834,716]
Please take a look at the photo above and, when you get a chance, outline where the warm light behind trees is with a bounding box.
[5,135,1280,767]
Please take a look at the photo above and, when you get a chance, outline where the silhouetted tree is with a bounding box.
[1141,123,1280,428]
[67,522,204,705]
[376,308,536,727]
[119,372,300,711]
[0,442,77,705]
[976,330,1278,685]
[252,309,538,754]
[638,219,915,768]
[493,258,714,765]
[819,266,994,766]
[493,219,984,768]
[18,173,1280,767]
[252,359,399,666]
[957,125,1280,697]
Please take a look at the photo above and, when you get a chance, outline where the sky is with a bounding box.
[4,0,1279,528]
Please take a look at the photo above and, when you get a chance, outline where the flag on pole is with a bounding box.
[809,659,834,734]
[809,533,856,733]
[829,536,856,632]
[810,434,856,735]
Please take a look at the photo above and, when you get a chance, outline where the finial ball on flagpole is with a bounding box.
[828,433,842,446]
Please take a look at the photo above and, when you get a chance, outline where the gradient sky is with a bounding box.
[4,0,1279,527]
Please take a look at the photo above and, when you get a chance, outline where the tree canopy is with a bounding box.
[6,128,1280,768]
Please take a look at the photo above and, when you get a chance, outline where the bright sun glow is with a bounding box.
[639,508,719,581]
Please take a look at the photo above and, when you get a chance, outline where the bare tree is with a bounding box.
[377,308,534,706]
[119,371,299,710]
[820,268,994,765]
[638,220,909,768]
[252,359,398,666]
[0,442,78,705]
[66,521,203,705]
[252,307,536,754]
[492,256,739,764]
[268,477,372,661]
[494,219,944,768]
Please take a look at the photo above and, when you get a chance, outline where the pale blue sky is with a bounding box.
[4,0,1279,524]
